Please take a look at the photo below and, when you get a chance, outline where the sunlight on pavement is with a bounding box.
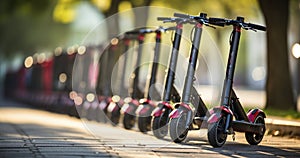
[0,108,90,135]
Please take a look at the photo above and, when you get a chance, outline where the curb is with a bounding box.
[265,117,300,137]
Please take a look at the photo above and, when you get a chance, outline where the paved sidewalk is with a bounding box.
[0,107,116,158]
[0,99,300,157]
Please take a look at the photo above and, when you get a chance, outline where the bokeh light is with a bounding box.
[74,96,83,106]
[69,91,77,100]
[67,46,76,55]
[118,1,132,11]
[37,53,46,64]
[59,73,67,83]
[78,46,86,55]
[292,43,300,59]
[86,93,95,102]
[252,66,266,81]
[111,38,119,45]
[54,47,63,56]
[24,56,33,68]
[112,95,121,102]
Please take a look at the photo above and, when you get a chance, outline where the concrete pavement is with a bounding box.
[0,100,300,157]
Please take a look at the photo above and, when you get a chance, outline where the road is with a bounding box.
[0,100,300,158]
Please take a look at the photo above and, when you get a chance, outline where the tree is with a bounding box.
[0,0,71,59]
[259,0,296,110]
[90,0,153,35]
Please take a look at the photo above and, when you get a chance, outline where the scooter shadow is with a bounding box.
[180,133,300,158]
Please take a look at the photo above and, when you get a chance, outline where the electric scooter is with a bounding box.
[94,41,122,122]
[151,17,189,139]
[167,13,223,143]
[107,35,134,125]
[207,16,266,147]
[121,28,152,129]
[136,26,176,133]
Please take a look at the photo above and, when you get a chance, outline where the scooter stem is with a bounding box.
[182,23,203,103]
[144,31,162,99]
[120,38,130,97]
[221,25,242,107]
[163,24,183,101]
[131,34,145,99]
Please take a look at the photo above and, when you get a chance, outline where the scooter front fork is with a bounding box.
[169,103,193,129]
[152,102,173,117]
[185,110,193,129]
[224,114,232,134]
[224,112,236,140]
[208,106,234,135]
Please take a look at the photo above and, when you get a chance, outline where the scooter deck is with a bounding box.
[232,120,264,135]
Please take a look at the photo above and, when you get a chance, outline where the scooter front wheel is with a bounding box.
[110,108,121,126]
[245,114,265,145]
[169,113,188,143]
[152,115,168,139]
[207,116,227,147]
[123,113,136,129]
[138,116,152,133]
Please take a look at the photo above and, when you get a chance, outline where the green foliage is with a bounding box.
[151,0,260,18]
[244,107,300,120]
[264,108,300,120]
[0,0,71,59]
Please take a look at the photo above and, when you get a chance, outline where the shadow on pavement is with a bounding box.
[181,137,300,158]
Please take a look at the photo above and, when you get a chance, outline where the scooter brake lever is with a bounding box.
[205,24,216,29]
[249,27,257,32]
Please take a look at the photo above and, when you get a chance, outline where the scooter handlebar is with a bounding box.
[126,28,154,34]
[173,12,190,18]
[209,17,266,31]
[157,17,184,23]
[246,23,266,31]
[157,26,177,32]
[157,17,173,21]
[174,12,209,25]
[208,18,226,27]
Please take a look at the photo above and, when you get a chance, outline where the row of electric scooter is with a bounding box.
[87,12,267,148]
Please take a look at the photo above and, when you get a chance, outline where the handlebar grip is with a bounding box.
[174,12,189,18]
[125,30,139,35]
[208,18,226,27]
[247,23,266,31]
[157,17,172,21]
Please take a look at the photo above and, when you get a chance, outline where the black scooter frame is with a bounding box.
[207,16,267,147]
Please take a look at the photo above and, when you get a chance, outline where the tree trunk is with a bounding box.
[100,0,121,96]
[259,0,296,110]
[104,0,121,38]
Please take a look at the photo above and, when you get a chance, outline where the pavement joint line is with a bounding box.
[10,123,45,158]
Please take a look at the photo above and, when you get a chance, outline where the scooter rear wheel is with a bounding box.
[123,113,136,129]
[207,116,227,147]
[169,113,188,143]
[245,114,265,145]
[152,115,168,139]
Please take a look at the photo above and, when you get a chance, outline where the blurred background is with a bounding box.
[0,0,299,113]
